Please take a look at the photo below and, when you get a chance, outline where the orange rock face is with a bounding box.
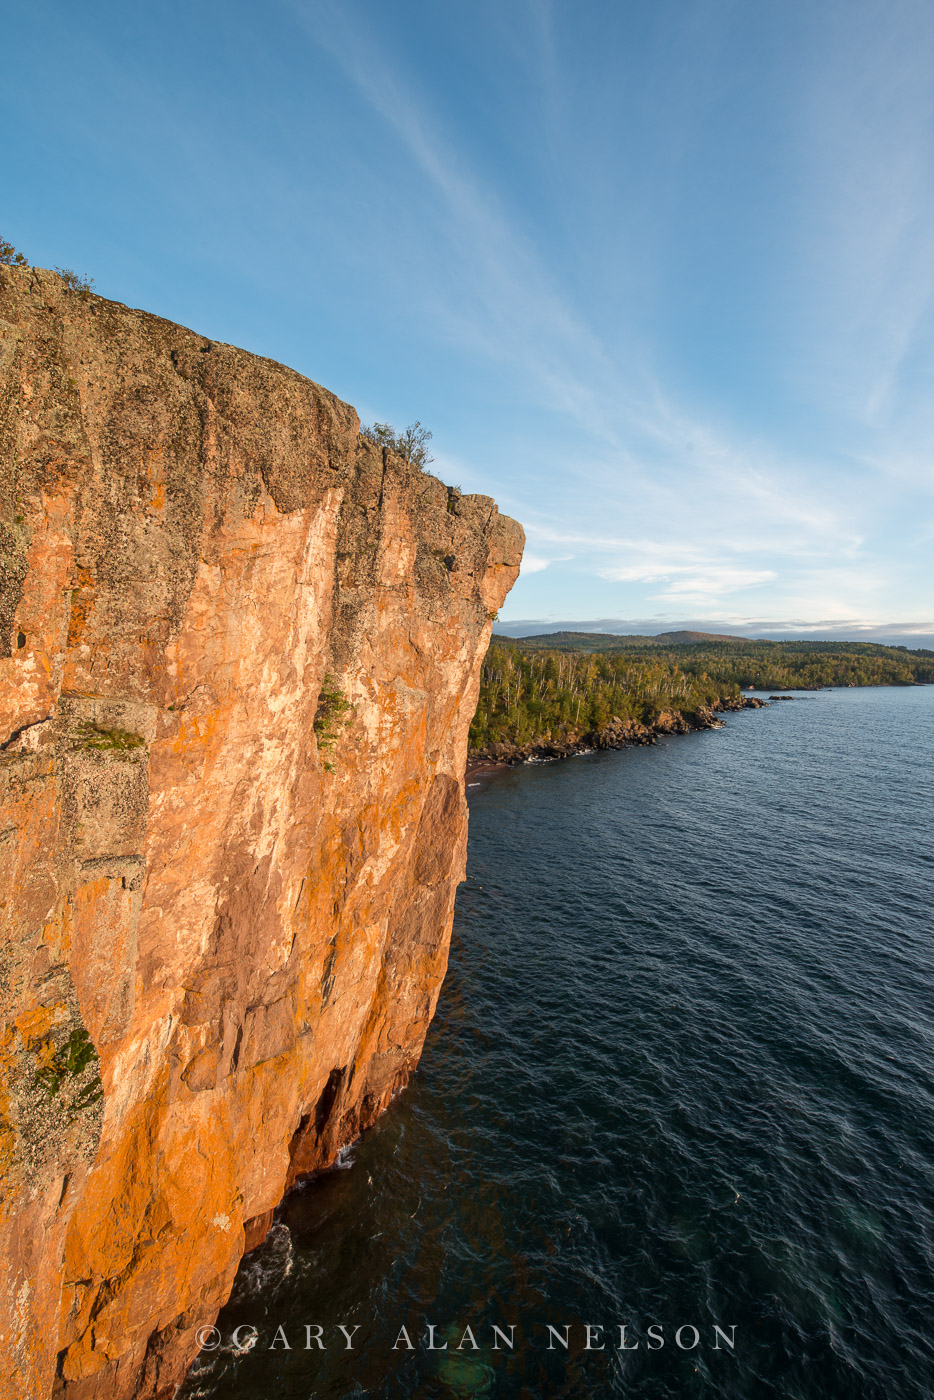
[0,266,523,1399]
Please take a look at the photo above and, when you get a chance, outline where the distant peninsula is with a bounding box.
[468,632,933,763]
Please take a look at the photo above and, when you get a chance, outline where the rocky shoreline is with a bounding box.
[467,694,768,769]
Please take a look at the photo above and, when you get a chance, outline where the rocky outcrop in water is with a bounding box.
[0,265,523,1399]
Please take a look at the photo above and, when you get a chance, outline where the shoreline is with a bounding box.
[465,758,512,780]
[466,695,769,774]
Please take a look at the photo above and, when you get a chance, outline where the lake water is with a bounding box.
[181,686,934,1399]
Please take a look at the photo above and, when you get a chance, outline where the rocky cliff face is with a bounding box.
[0,266,523,1400]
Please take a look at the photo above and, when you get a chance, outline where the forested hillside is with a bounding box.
[469,637,933,754]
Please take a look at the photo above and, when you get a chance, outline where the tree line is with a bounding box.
[469,638,933,752]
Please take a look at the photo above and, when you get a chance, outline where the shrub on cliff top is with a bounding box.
[0,237,28,267]
[361,419,434,468]
[55,266,95,297]
[0,241,96,296]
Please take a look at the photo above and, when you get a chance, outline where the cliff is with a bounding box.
[0,265,523,1399]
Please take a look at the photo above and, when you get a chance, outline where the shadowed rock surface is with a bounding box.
[0,265,523,1399]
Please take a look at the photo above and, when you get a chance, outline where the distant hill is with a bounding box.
[490,631,934,662]
[493,629,748,651]
[654,630,747,644]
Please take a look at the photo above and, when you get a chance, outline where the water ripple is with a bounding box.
[182,687,934,1400]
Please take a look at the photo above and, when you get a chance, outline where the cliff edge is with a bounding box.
[0,265,523,1399]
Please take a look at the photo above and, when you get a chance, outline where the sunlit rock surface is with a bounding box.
[0,265,523,1399]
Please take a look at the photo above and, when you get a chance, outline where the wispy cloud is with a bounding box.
[519,552,567,575]
[290,0,630,441]
[291,0,931,628]
[602,562,777,604]
[788,1,934,430]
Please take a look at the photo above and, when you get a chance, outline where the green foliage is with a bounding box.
[361,419,434,468]
[314,676,353,770]
[71,1077,105,1113]
[470,637,934,752]
[55,266,95,297]
[75,722,145,752]
[495,635,934,686]
[35,1028,100,1099]
[0,237,28,267]
[0,242,95,294]
[470,642,736,750]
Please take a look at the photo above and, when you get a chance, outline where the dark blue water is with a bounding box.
[182,687,934,1400]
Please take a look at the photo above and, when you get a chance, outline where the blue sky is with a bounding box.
[3,0,933,642]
